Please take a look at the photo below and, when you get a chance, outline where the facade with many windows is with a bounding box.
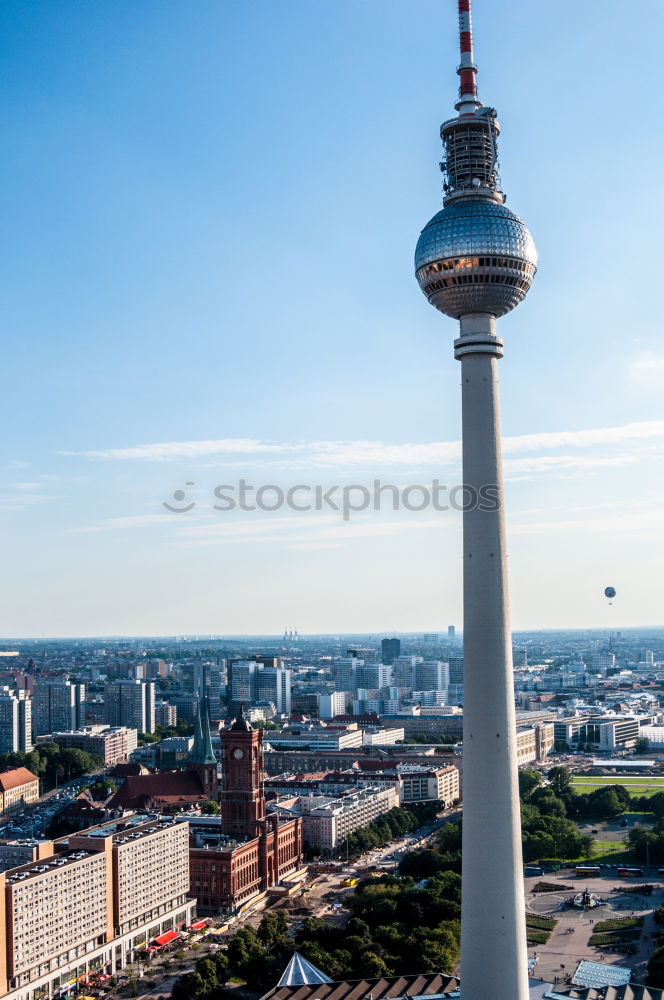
[0,814,195,1000]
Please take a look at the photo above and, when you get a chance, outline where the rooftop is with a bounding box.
[0,767,39,791]
[261,972,460,1000]
[71,813,180,847]
[5,849,99,886]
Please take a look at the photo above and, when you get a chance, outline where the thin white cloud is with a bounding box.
[60,420,664,470]
[511,508,664,537]
[631,356,664,378]
[76,513,183,534]
[504,453,636,476]
[60,439,300,462]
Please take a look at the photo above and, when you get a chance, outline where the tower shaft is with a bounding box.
[455,313,528,1000]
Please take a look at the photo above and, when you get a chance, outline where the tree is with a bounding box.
[579,834,594,861]
[636,736,651,754]
[200,801,220,814]
[530,789,566,817]
[547,766,572,798]
[518,769,542,799]
[648,946,664,989]
[589,787,623,818]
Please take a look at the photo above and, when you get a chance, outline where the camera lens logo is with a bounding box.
[163,482,196,513]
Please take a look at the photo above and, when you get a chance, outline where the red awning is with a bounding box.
[154,931,180,947]
[189,920,207,931]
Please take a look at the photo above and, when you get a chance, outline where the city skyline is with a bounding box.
[1,0,663,637]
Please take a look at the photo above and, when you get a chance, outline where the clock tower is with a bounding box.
[219,708,266,839]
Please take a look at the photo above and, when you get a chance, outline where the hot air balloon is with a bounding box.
[604,586,616,604]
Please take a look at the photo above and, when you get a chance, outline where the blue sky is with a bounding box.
[1,0,663,636]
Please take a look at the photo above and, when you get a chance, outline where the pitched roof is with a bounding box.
[0,767,39,791]
[107,769,206,810]
[547,986,664,1000]
[261,972,459,1000]
[278,953,333,987]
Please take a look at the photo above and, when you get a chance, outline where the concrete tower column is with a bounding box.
[454,312,529,1000]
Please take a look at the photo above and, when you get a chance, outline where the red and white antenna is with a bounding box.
[456,0,482,115]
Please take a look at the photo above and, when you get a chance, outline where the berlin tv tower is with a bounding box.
[414,3,537,999]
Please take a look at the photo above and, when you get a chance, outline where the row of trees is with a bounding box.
[0,744,102,789]
[341,802,441,858]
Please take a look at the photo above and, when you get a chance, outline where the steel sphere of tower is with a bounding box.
[415,198,537,319]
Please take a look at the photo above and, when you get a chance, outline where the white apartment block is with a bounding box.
[319,692,350,720]
[398,764,460,806]
[361,727,405,746]
[273,785,400,850]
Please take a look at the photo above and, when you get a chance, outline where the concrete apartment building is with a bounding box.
[272,784,400,851]
[36,727,137,766]
[398,764,460,805]
[103,681,155,735]
[0,695,32,755]
[32,682,85,738]
[0,772,39,816]
[155,702,177,728]
[0,814,194,1000]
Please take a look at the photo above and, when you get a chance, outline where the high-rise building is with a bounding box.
[381,638,401,665]
[392,656,422,689]
[414,660,449,692]
[0,691,32,754]
[332,657,359,693]
[228,659,256,712]
[256,664,292,715]
[191,659,224,716]
[155,701,177,727]
[103,680,155,734]
[448,656,464,686]
[448,625,456,640]
[33,680,85,736]
[319,691,350,720]
[228,659,291,715]
[414,2,537,996]
[356,663,392,691]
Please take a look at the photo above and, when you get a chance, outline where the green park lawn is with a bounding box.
[571,776,664,797]
[565,840,631,866]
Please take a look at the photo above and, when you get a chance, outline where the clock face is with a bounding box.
[233,748,244,760]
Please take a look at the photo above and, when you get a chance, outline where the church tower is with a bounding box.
[189,695,219,799]
[219,708,266,839]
